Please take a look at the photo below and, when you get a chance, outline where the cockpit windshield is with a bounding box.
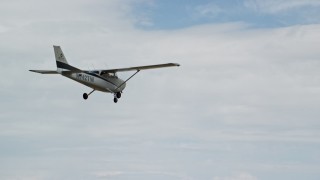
[100,71,118,78]
[89,71,99,74]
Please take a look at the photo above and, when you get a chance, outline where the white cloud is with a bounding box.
[1,0,320,180]
[93,170,192,179]
[213,172,257,180]
[94,171,124,178]
[194,3,223,18]
[244,0,320,13]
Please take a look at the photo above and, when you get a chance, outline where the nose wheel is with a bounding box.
[113,92,122,103]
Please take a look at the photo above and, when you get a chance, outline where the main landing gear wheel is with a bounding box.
[113,98,118,103]
[83,89,95,100]
[83,93,88,100]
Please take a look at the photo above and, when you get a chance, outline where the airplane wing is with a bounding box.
[29,70,59,74]
[100,63,180,73]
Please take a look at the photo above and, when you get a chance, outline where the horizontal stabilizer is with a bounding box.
[29,70,59,74]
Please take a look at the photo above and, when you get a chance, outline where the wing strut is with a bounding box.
[116,70,140,91]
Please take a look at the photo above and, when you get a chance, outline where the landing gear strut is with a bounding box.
[111,70,139,104]
[83,89,95,100]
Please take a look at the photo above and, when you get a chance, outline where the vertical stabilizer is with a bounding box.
[54,45,69,65]
[53,45,80,72]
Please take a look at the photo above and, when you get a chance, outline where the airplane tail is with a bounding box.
[53,45,81,72]
[54,45,69,67]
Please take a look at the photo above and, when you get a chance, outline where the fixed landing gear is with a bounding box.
[82,90,122,103]
[83,93,88,100]
[116,92,121,99]
[113,92,122,103]
[83,89,95,100]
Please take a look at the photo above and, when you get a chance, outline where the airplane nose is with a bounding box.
[115,79,126,91]
[120,81,126,89]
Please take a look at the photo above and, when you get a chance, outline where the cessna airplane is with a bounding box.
[30,46,180,103]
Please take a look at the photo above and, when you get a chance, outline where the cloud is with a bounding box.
[244,0,320,14]
[213,172,257,180]
[0,0,143,37]
[94,171,124,178]
[1,0,320,180]
[93,170,192,179]
[193,3,223,18]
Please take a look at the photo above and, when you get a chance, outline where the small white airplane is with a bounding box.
[30,46,180,103]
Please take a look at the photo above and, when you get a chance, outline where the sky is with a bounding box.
[1,0,320,179]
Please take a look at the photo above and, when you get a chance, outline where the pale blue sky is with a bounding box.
[0,0,320,180]
[132,0,320,29]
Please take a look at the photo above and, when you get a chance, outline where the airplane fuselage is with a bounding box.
[61,71,126,93]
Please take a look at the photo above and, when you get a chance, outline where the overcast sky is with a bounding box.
[1,0,320,179]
